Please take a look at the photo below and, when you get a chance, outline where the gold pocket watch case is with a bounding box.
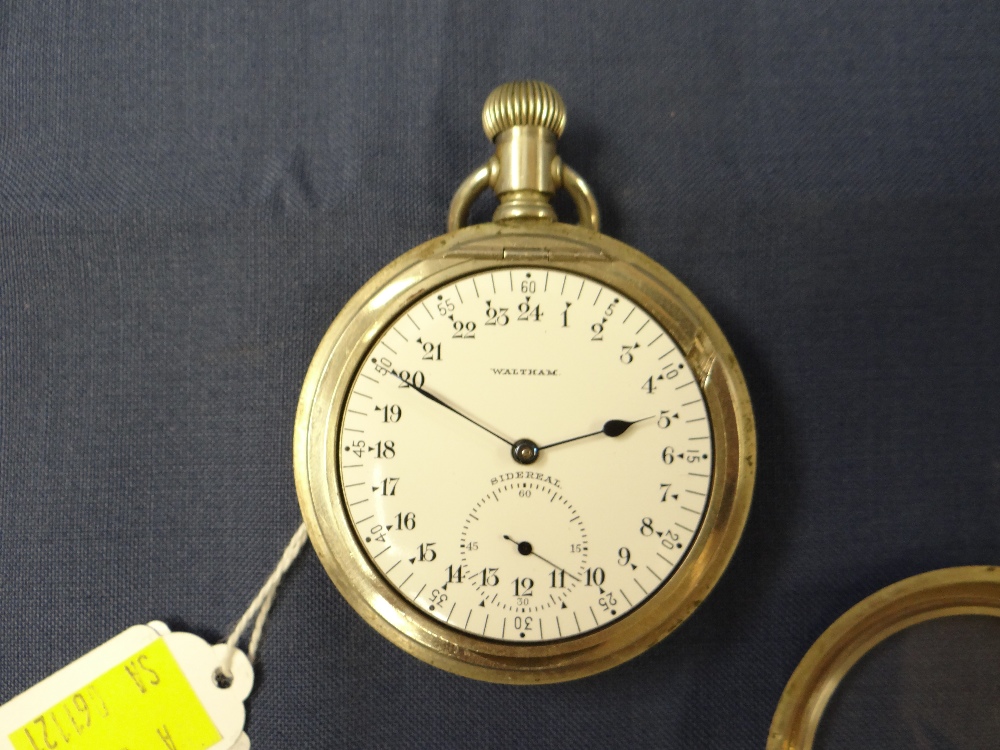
[294,81,755,683]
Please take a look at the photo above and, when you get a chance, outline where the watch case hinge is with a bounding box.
[502,247,548,261]
[503,246,608,261]
[442,245,608,262]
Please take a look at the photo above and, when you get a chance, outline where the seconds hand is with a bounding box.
[388,370,513,447]
[502,535,581,582]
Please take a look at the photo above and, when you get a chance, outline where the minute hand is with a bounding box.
[389,370,513,447]
[538,416,654,451]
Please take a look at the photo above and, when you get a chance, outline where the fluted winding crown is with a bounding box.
[482,81,566,141]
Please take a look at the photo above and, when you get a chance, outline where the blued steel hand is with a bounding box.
[502,535,581,582]
[538,416,654,451]
[389,370,513,447]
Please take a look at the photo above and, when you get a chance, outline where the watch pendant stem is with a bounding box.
[447,81,600,233]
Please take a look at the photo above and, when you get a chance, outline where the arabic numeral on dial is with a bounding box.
[620,345,635,364]
[561,302,571,327]
[584,567,605,587]
[549,569,567,588]
[380,478,399,496]
[657,410,672,428]
[421,341,441,360]
[520,279,536,293]
[477,567,499,586]
[660,483,672,502]
[417,542,437,561]
[598,592,617,611]
[436,297,455,316]
[662,530,681,550]
[396,370,424,388]
[617,547,631,566]
[512,577,534,596]
[369,524,386,543]
[394,511,415,529]
[446,564,464,583]
[642,376,657,394]
[517,301,542,321]
[374,440,395,458]
[662,446,675,464]
[347,439,366,457]
[591,322,604,341]
[513,615,533,630]
[663,364,683,379]
[378,404,402,422]
[485,302,509,326]
[429,589,447,607]
[640,517,655,536]
[372,356,393,376]
[452,320,476,338]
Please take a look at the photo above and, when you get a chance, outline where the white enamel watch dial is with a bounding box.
[340,269,712,642]
[295,81,755,683]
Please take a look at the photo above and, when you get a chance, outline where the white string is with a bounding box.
[218,522,310,681]
[248,588,277,662]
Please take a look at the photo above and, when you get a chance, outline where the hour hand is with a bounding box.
[538,416,654,451]
[388,370,513,447]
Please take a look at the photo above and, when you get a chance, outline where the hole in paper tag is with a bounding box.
[0,622,253,750]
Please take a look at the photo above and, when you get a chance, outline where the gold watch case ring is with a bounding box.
[293,219,756,683]
[768,565,1000,749]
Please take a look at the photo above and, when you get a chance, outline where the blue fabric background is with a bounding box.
[2,2,998,747]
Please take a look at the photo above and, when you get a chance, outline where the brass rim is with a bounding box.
[767,565,1000,749]
[294,220,756,683]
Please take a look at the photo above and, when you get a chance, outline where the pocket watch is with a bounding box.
[294,81,755,683]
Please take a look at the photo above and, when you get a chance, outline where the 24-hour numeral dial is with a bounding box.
[338,268,712,643]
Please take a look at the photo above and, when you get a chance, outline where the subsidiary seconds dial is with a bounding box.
[338,268,713,643]
[459,478,589,640]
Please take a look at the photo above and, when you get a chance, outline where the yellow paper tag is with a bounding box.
[9,638,221,750]
[0,625,252,750]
